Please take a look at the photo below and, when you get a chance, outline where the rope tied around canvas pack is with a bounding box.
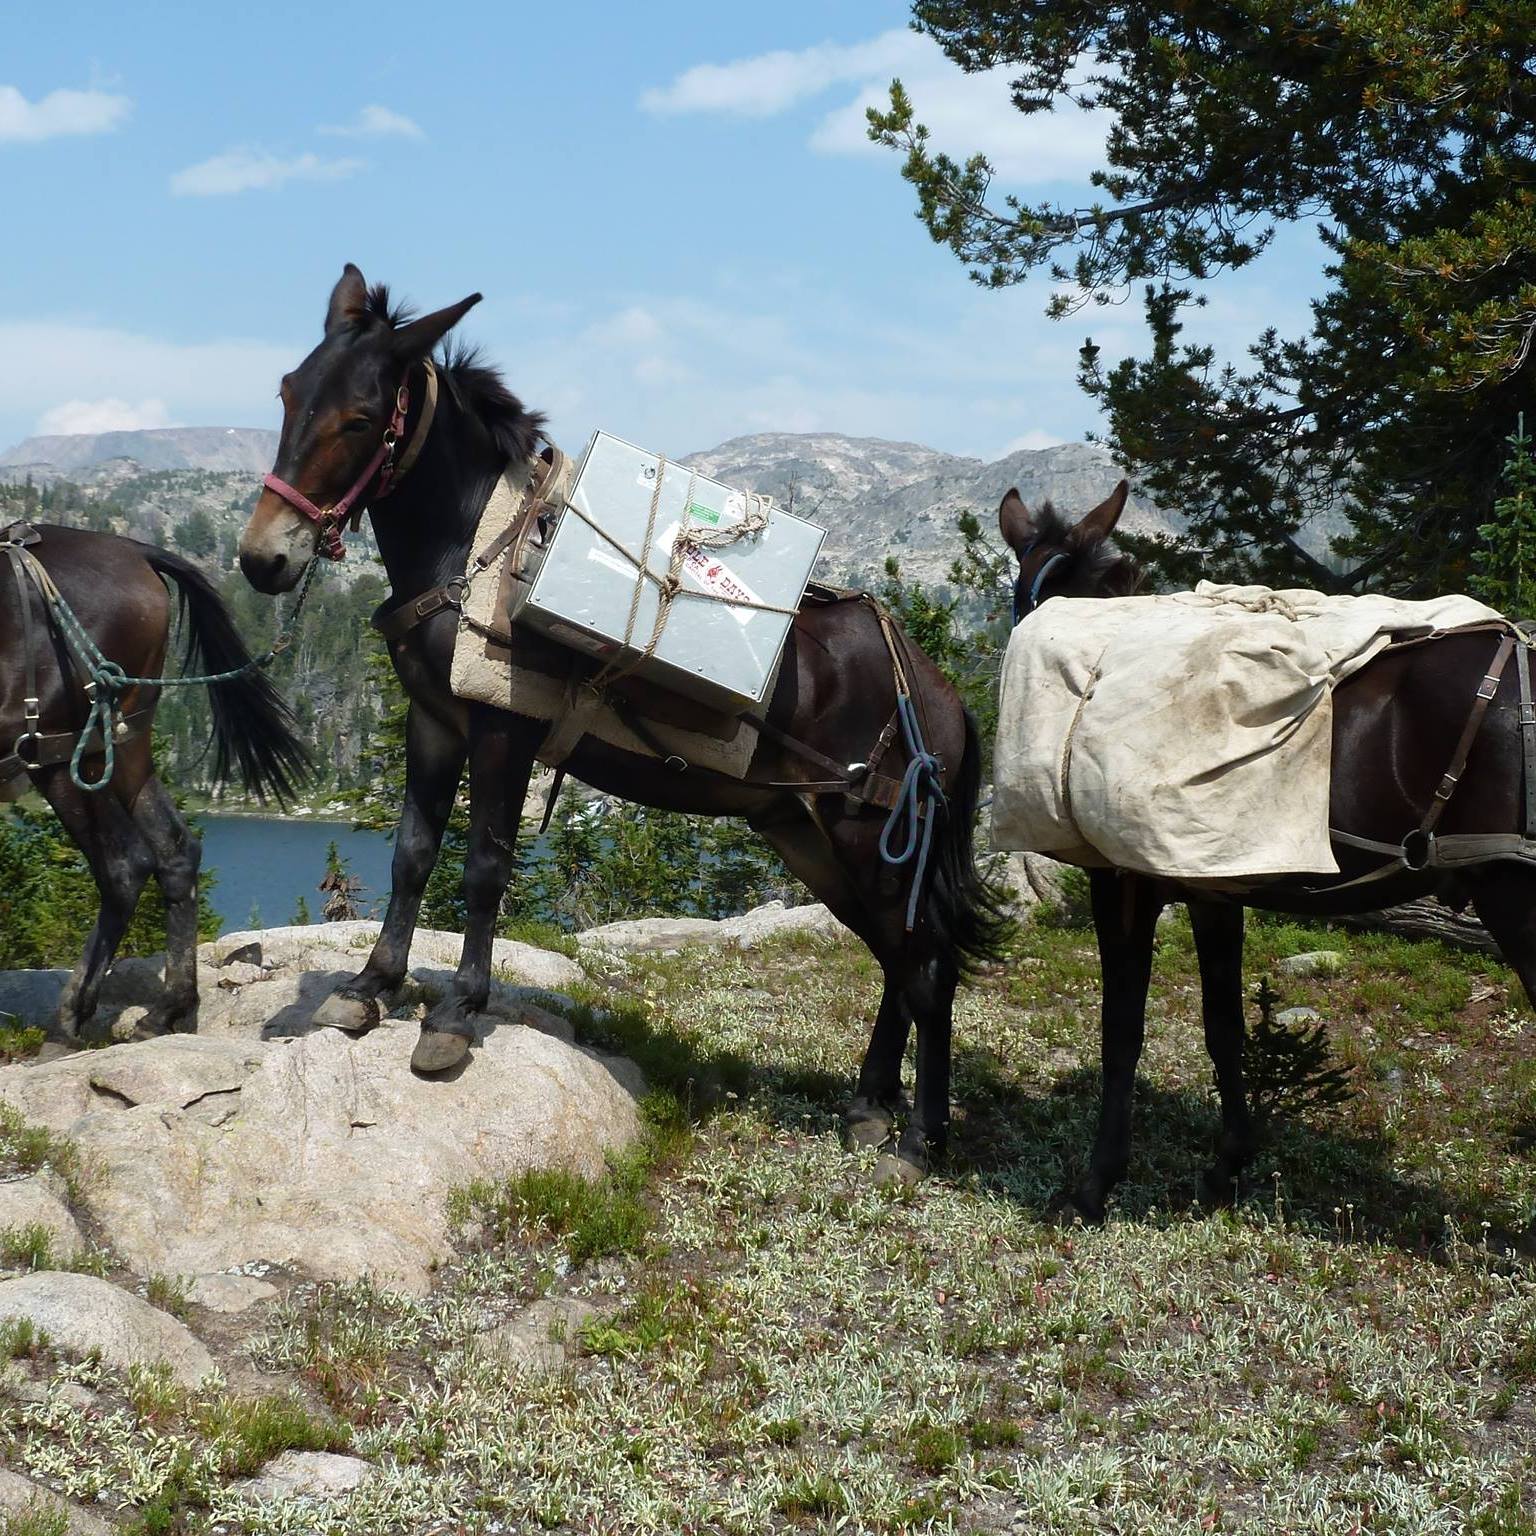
[5,530,320,791]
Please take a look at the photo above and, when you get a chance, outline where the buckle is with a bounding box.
[1435,772,1458,801]
[22,696,39,724]
[1478,673,1501,700]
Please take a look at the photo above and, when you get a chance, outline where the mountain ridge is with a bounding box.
[0,425,1166,587]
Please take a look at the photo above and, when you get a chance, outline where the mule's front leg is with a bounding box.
[128,775,202,1034]
[314,702,465,1035]
[411,708,539,1074]
[1188,899,1254,1206]
[1058,869,1161,1224]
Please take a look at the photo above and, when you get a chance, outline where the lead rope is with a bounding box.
[12,545,321,792]
[872,607,948,931]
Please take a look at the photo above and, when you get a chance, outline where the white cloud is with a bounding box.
[812,73,1108,183]
[0,321,294,450]
[0,84,131,143]
[1002,429,1068,454]
[169,149,364,197]
[320,104,424,140]
[641,30,1107,185]
[640,30,924,117]
[37,397,175,435]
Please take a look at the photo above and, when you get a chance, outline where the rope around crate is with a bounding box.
[547,453,797,692]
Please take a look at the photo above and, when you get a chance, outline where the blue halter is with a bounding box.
[1012,538,1070,624]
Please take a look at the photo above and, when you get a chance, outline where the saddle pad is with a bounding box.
[448,455,761,778]
[991,581,1504,880]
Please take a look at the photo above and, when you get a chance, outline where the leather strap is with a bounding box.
[1519,637,1536,840]
[1420,633,1514,839]
[391,358,437,484]
[372,450,566,645]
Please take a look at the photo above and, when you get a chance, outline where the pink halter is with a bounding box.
[262,375,413,561]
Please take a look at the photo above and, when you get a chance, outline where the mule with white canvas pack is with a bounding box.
[995,480,1536,1222]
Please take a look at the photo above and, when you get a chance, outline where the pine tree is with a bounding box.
[1474,417,1536,617]
[871,2,1536,591]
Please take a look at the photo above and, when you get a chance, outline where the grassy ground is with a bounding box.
[4,908,1536,1533]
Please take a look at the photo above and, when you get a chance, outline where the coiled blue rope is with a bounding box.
[22,552,318,792]
[878,690,948,931]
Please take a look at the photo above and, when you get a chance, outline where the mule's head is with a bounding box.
[239,263,481,593]
[998,479,1138,623]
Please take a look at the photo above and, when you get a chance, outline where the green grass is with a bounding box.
[8,914,1536,1533]
[0,1505,69,1536]
[0,1105,83,1200]
[0,1224,56,1272]
[0,1023,45,1065]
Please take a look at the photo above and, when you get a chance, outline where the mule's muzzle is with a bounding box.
[239,491,318,593]
[238,544,297,594]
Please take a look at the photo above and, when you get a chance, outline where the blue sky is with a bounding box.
[2,1,1322,462]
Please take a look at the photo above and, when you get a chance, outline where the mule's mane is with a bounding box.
[363,283,414,329]
[359,283,546,466]
[438,339,546,467]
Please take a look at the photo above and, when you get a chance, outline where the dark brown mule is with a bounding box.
[238,266,1008,1181]
[0,526,305,1036]
[1000,481,1536,1221]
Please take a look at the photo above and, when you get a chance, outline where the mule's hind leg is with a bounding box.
[315,701,466,1035]
[1187,898,1255,1206]
[1466,864,1536,1007]
[847,985,912,1147]
[127,774,202,1034]
[749,803,916,1155]
[1059,868,1163,1223]
[878,952,958,1186]
[37,771,155,1039]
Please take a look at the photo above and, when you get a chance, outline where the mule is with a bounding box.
[237,265,1008,1182]
[999,481,1536,1221]
[1,525,305,1036]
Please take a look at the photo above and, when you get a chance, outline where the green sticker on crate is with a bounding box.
[686,502,722,526]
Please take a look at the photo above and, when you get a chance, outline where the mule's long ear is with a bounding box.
[391,294,483,360]
[1070,479,1129,545]
[325,263,368,335]
[998,487,1035,555]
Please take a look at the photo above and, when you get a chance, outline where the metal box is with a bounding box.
[508,431,826,713]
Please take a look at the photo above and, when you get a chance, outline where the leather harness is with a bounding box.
[1316,620,1536,890]
[1,521,152,796]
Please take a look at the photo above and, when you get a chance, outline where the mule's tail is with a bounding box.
[138,544,309,804]
[925,707,1013,973]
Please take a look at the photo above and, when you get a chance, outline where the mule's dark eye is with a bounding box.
[341,417,373,435]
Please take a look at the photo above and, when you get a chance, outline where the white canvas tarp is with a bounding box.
[991,582,1503,880]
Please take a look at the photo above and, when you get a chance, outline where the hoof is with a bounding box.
[872,1151,925,1190]
[1045,1188,1104,1227]
[845,1112,894,1150]
[313,990,381,1036]
[1198,1167,1240,1209]
[411,1028,471,1075]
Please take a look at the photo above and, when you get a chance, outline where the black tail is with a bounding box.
[926,708,1013,974]
[138,544,309,804]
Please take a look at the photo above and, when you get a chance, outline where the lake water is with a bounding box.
[200,815,395,933]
